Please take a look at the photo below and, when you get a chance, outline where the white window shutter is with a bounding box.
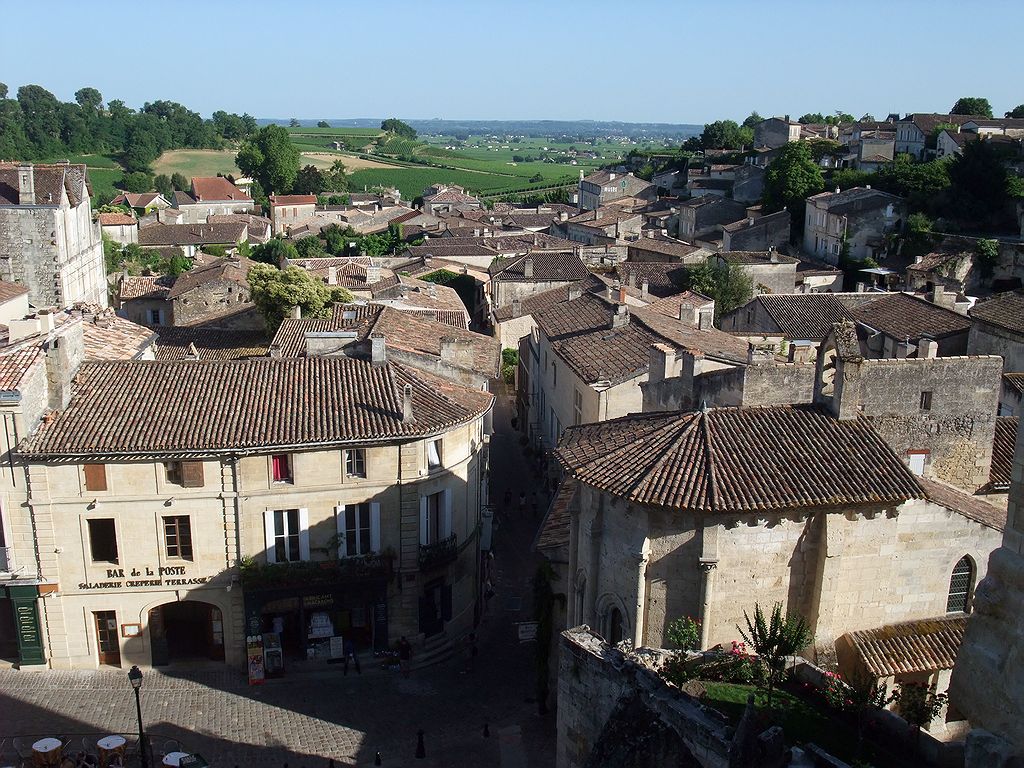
[335,506,347,559]
[442,489,453,538]
[370,502,381,553]
[298,508,310,561]
[264,510,277,564]
[419,496,429,546]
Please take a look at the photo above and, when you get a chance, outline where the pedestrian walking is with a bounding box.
[397,635,412,678]
[343,638,361,676]
[518,491,526,515]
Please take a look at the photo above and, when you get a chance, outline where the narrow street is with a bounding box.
[0,386,555,767]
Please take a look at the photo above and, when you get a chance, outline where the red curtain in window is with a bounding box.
[272,454,289,482]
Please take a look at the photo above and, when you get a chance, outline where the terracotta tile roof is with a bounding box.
[0,281,29,303]
[0,162,89,207]
[111,192,164,208]
[854,292,970,339]
[138,223,247,247]
[902,113,985,134]
[270,194,318,206]
[807,186,902,214]
[492,275,605,323]
[557,405,923,513]
[190,176,251,203]
[0,346,43,391]
[166,257,254,299]
[371,276,468,316]
[918,477,1007,530]
[645,291,714,319]
[271,304,378,357]
[97,212,137,226]
[489,252,589,281]
[118,275,173,301]
[504,212,556,229]
[456,233,575,252]
[579,171,653,200]
[18,357,493,460]
[412,309,470,330]
[424,187,480,205]
[615,262,691,298]
[536,293,748,384]
[82,314,157,360]
[1004,373,1024,397]
[405,244,499,260]
[846,615,967,677]
[988,417,1019,491]
[173,190,196,206]
[154,327,269,361]
[627,239,701,260]
[535,479,576,552]
[970,291,1024,335]
[736,293,864,340]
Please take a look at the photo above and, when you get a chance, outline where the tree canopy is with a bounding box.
[1006,104,1024,119]
[681,260,753,318]
[798,112,854,125]
[762,141,824,217]
[247,263,353,331]
[235,125,301,194]
[380,118,417,139]
[250,237,299,266]
[951,97,993,117]
[316,120,330,128]
[699,120,751,150]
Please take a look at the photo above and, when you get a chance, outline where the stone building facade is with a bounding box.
[802,187,905,265]
[11,355,492,670]
[0,163,107,309]
[720,209,791,252]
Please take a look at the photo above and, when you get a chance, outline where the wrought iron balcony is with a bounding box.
[240,551,394,590]
[0,546,11,573]
[419,533,458,571]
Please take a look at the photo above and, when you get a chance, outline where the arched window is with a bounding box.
[946,556,974,613]
[607,607,623,645]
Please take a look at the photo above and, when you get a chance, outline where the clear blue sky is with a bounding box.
[2,0,1021,124]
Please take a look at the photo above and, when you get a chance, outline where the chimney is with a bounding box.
[559,211,569,221]
[290,305,302,319]
[17,164,35,205]
[647,344,674,383]
[698,309,714,330]
[628,272,637,288]
[611,304,629,329]
[609,173,616,181]
[895,338,915,358]
[523,258,534,278]
[567,285,582,301]
[37,309,55,334]
[44,326,84,411]
[402,383,415,423]
[371,333,386,365]
[784,114,790,122]
[865,184,871,190]
[365,265,381,284]
[919,338,938,359]
[769,248,780,264]
[641,278,649,299]
[579,169,585,180]
[747,217,755,227]
[269,344,282,359]
[428,283,437,298]
[327,266,338,285]
[511,298,522,318]
[7,318,41,342]
[618,285,627,304]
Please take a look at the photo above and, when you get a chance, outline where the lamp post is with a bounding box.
[128,665,149,768]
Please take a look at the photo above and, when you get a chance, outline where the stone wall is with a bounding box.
[493,278,572,309]
[722,213,791,253]
[173,277,261,329]
[969,321,1024,374]
[735,261,798,295]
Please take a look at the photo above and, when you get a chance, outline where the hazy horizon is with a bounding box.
[3,0,1021,123]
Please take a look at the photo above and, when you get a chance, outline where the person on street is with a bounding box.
[343,638,361,676]
[398,636,412,678]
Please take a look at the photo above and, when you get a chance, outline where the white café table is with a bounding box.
[162,752,190,767]
[31,739,62,767]
[97,735,127,766]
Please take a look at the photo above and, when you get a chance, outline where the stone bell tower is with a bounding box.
[949,416,1024,765]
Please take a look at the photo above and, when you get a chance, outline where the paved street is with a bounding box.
[0,388,555,768]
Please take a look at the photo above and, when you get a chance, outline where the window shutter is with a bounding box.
[335,506,347,559]
[84,464,107,492]
[181,461,204,488]
[263,510,277,564]
[419,496,429,546]
[370,502,381,553]
[298,508,310,561]
[442,489,453,538]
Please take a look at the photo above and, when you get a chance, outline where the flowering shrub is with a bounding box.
[666,616,701,652]
[821,670,853,711]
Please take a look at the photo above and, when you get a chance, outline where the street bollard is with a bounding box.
[415,729,426,759]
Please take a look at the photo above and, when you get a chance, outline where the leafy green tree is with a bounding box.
[831,168,874,190]
[738,602,812,708]
[292,164,326,195]
[742,111,763,129]
[324,159,349,192]
[165,250,193,277]
[666,616,701,651]
[236,125,301,194]
[893,681,948,750]
[700,119,746,149]
[682,261,753,317]
[74,87,103,112]
[763,141,824,226]
[951,97,993,117]
[153,174,173,200]
[120,171,153,193]
[250,237,300,266]
[17,84,64,156]
[798,113,826,124]
[0,83,7,99]
[501,348,518,386]
[380,118,417,139]
[247,263,353,331]
[289,118,300,128]
[316,120,330,128]
[872,154,950,213]
[947,139,1017,228]
[1006,104,1024,118]
[170,172,189,191]
[975,238,1000,278]
[806,137,842,163]
[294,235,327,259]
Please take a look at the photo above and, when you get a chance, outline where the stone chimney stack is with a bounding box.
[641,278,649,299]
[618,285,627,304]
[402,383,415,423]
[611,304,629,329]
[371,333,386,366]
[919,338,938,359]
[365,264,381,284]
[698,309,714,330]
[290,305,302,320]
[327,266,338,285]
[895,338,915,358]
[647,344,675,384]
[523,258,534,278]
[17,164,35,205]
[567,285,582,301]
[511,298,522,318]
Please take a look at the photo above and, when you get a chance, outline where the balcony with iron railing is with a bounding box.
[240,551,394,590]
[418,533,458,571]
[0,546,11,573]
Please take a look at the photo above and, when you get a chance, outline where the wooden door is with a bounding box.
[94,611,121,667]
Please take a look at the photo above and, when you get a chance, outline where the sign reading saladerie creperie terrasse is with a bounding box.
[79,565,209,590]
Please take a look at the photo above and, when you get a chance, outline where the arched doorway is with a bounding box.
[607,608,623,645]
[149,601,225,665]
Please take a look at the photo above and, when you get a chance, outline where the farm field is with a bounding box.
[152,149,241,178]
[299,152,402,171]
[42,154,123,203]
[347,166,563,199]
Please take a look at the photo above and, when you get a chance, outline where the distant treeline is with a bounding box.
[0,82,256,171]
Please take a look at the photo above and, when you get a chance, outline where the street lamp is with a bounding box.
[128,665,149,768]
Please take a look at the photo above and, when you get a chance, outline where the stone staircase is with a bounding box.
[412,631,456,670]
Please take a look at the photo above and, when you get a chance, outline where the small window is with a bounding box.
[84,464,107,492]
[947,556,974,613]
[920,391,933,411]
[164,462,182,486]
[574,389,583,426]
[273,509,301,562]
[272,454,293,483]
[342,503,372,557]
[88,519,118,563]
[427,439,443,469]
[346,449,366,478]
[148,309,163,325]
[164,515,193,560]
